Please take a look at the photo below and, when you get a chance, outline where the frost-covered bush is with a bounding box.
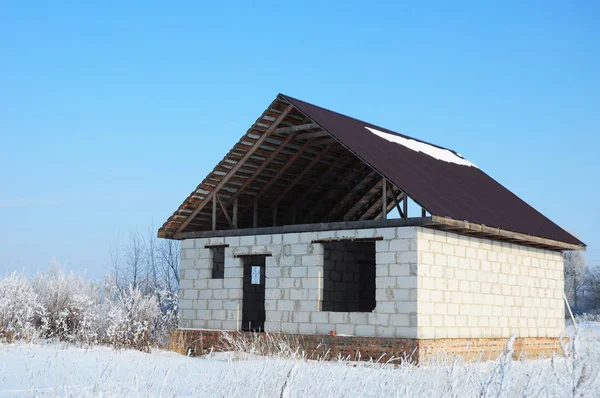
[33,268,103,344]
[0,272,42,341]
[0,268,178,350]
[574,313,600,323]
[104,286,160,351]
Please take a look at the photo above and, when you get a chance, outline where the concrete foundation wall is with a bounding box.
[178,225,565,340]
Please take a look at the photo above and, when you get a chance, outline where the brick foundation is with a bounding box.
[170,329,565,364]
[418,336,566,362]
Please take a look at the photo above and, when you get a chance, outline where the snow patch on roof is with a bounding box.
[365,127,478,168]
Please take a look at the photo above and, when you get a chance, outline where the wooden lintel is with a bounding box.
[311,237,384,244]
[204,243,230,248]
[234,253,273,258]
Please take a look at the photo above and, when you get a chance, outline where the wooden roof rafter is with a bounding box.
[324,171,381,222]
[259,142,336,224]
[172,101,294,234]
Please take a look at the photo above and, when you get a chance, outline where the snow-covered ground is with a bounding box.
[1,323,599,397]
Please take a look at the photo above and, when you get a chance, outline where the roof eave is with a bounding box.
[430,216,586,251]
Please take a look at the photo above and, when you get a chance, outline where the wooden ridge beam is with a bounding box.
[176,104,294,233]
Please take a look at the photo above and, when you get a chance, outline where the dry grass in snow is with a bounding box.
[1,321,599,397]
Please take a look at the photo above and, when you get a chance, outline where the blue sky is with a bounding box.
[1,1,599,278]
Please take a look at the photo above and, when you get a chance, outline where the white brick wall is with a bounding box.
[416,227,565,339]
[178,227,419,338]
[178,225,565,340]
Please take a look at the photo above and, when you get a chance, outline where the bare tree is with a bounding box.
[159,238,180,294]
[564,251,586,314]
[108,225,180,315]
[145,226,160,294]
[109,233,123,293]
[582,265,600,313]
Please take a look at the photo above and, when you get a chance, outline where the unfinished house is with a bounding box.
[160,94,585,361]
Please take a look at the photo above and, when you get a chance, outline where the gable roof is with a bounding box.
[159,94,584,250]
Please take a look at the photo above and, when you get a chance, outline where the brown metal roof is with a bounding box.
[159,93,584,249]
[281,94,583,247]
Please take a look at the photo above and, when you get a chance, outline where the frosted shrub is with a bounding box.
[575,313,600,323]
[104,286,161,351]
[151,289,178,347]
[32,268,103,344]
[0,272,41,341]
[0,268,177,350]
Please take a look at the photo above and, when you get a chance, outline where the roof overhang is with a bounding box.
[170,216,584,252]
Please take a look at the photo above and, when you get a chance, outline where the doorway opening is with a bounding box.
[241,255,267,332]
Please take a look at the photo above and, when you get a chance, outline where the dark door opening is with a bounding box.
[241,255,266,332]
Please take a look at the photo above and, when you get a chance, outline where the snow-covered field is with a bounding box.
[1,323,599,397]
